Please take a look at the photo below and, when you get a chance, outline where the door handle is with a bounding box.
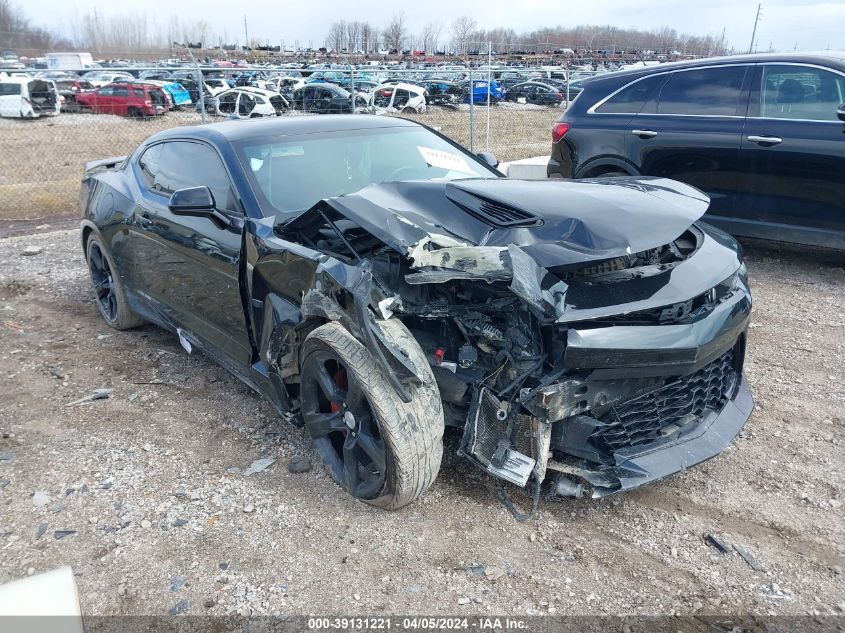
[632,129,658,139]
[747,135,783,145]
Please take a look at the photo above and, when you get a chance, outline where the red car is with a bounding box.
[74,82,169,117]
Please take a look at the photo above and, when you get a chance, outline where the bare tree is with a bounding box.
[326,20,346,53]
[346,21,362,53]
[419,21,442,54]
[450,15,477,55]
[382,11,407,52]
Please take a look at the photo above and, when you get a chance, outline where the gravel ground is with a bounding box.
[0,228,843,617]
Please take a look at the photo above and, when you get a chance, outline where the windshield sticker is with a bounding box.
[417,146,474,175]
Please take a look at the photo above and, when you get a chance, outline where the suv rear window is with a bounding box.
[657,66,747,116]
[595,74,665,114]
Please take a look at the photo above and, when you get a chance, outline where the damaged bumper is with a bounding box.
[461,260,753,498]
[547,374,753,497]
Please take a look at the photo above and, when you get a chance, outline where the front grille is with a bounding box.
[591,349,739,454]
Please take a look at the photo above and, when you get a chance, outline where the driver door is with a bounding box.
[133,140,252,366]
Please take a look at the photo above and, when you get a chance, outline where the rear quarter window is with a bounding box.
[0,83,22,95]
[594,74,665,114]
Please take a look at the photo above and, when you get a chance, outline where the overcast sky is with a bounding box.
[21,0,845,52]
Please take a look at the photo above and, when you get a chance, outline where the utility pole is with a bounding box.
[748,3,762,54]
[243,14,249,54]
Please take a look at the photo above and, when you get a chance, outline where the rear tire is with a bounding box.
[299,320,444,510]
[127,107,142,118]
[85,234,144,330]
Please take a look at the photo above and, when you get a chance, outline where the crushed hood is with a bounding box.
[279,176,710,269]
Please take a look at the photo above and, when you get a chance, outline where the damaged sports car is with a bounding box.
[80,116,753,511]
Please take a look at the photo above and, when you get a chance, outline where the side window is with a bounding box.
[595,74,665,114]
[137,143,163,188]
[657,66,747,116]
[98,86,114,96]
[153,142,238,214]
[760,65,845,121]
[0,83,22,95]
[112,86,129,97]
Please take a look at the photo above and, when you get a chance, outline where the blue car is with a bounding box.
[464,79,502,104]
[146,80,192,107]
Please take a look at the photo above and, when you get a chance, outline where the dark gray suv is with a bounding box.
[547,53,845,250]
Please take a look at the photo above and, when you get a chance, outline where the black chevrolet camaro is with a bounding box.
[80,115,753,511]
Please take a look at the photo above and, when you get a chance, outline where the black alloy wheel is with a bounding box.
[87,239,118,323]
[300,350,387,500]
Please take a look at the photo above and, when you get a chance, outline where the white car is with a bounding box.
[208,86,289,119]
[369,82,427,114]
[204,78,230,96]
[0,73,60,118]
[80,71,134,88]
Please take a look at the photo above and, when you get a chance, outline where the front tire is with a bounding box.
[85,234,144,330]
[299,320,444,509]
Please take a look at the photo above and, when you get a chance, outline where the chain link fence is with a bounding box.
[0,67,594,220]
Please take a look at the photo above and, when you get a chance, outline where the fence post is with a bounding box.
[566,68,571,106]
[350,67,355,113]
[468,67,474,152]
[486,42,491,152]
[196,63,207,123]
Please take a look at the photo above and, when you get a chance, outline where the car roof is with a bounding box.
[144,114,419,144]
[582,52,845,86]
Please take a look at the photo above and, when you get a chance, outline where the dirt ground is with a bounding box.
[0,227,842,618]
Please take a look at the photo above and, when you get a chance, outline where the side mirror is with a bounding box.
[168,186,215,214]
[477,151,499,168]
[838,103,845,123]
[168,186,232,227]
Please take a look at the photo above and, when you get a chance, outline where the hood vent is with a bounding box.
[446,184,541,228]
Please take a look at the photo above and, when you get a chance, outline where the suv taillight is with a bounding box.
[552,122,570,143]
[144,100,152,106]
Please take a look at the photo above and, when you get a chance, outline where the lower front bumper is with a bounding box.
[548,374,754,497]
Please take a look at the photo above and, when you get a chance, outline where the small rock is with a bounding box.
[35,523,48,539]
[287,456,312,473]
[21,246,43,257]
[172,519,188,528]
[484,566,506,581]
[33,491,51,507]
[169,575,187,592]
[88,517,98,525]
[140,519,152,529]
[457,597,470,605]
[117,584,126,597]
[54,529,76,540]
[170,600,189,615]
[244,457,276,475]
[528,532,537,542]
[243,504,255,514]
[218,562,229,571]
[204,598,215,608]
[142,443,152,452]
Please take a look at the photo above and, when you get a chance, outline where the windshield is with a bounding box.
[235,125,498,216]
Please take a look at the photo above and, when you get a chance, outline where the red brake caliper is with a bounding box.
[329,366,348,414]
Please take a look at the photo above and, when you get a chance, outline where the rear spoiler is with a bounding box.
[83,155,126,175]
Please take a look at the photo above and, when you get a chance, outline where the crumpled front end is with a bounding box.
[274,176,754,499]
[398,221,753,498]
